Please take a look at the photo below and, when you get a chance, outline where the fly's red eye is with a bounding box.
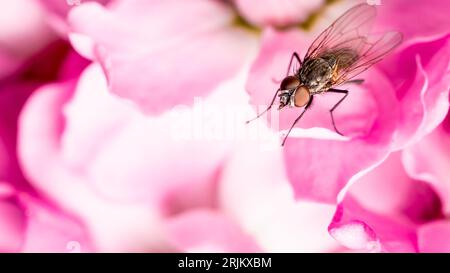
[294,86,310,107]
[280,76,300,90]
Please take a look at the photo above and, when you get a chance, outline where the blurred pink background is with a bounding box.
[0,0,449,252]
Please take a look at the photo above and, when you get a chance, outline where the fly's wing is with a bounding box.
[305,3,377,59]
[304,3,402,85]
[333,31,403,85]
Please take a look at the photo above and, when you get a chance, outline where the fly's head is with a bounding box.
[278,76,311,110]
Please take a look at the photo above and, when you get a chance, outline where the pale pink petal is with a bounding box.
[18,80,180,252]
[219,142,341,252]
[233,0,323,27]
[402,112,450,214]
[166,209,261,252]
[20,195,93,253]
[39,0,110,17]
[55,64,231,210]
[0,187,72,253]
[68,1,255,114]
[330,150,449,252]
[418,220,450,253]
[329,197,417,252]
[376,0,450,46]
[349,152,444,225]
[380,35,450,149]
[18,81,73,176]
[19,63,255,251]
[37,0,111,35]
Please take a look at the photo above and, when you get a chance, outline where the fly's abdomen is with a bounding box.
[321,48,359,70]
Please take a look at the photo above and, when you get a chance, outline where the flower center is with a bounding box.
[230,0,342,32]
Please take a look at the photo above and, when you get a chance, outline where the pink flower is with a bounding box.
[18,60,343,251]
[329,143,449,252]
[0,0,449,253]
[15,0,343,252]
[66,0,325,115]
[17,62,234,251]
[67,0,257,114]
[0,43,93,252]
[0,184,92,253]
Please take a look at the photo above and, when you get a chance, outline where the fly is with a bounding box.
[246,3,403,146]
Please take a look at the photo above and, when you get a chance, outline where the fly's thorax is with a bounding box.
[321,48,359,69]
[299,57,333,93]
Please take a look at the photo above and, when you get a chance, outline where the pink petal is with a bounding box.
[57,64,231,210]
[166,209,261,252]
[18,64,248,251]
[233,0,323,27]
[18,80,180,251]
[37,0,111,35]
[330,150,448,252]
[0,186,92,253]
[380,35,450,149]
[402,112,450,214]
[329,197,417,252]
[20,195,93,253]
[376,0,450,46]
[219,142,341,252]
[18,81,73,178]
[0,181,16,198]
[39,0,110,17]
[58,49,91,80]
[349,152,444,226]
[418,220,450,253]
[247,27,450,204]
[0,197,26,252]
[0,81,39,190]
[68,1,255,114]
[0,51,21,79]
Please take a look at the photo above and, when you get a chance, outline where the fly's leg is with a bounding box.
[328,88,349,136]
[246,88,280,124]
[286,52,302,77]
[281,95,314,146]
[272,52,302,83]
[346,79,364,85]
